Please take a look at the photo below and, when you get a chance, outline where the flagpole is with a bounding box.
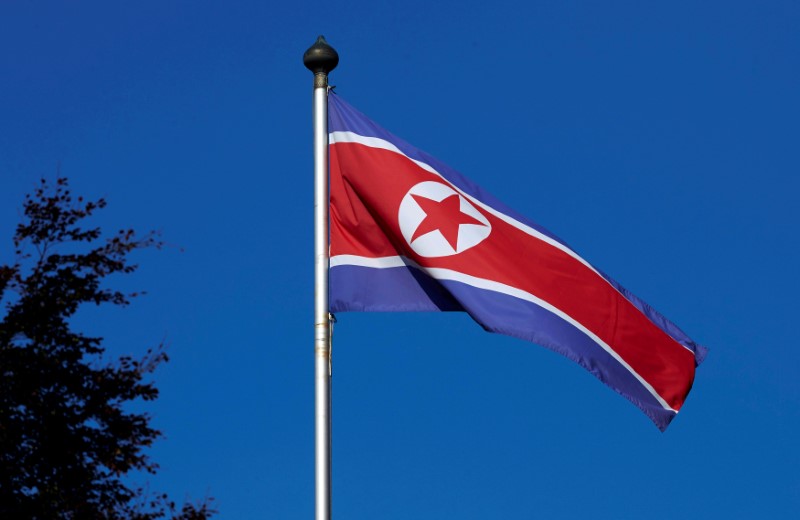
[304,35,338,520]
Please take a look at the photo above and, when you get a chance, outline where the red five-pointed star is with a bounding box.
[410,194,485,251]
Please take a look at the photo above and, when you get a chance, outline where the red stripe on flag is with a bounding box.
[331,143,696,410]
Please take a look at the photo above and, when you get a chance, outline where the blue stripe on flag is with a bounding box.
[330,263,678,430]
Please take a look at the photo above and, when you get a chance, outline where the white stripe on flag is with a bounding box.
[330,130,696,358]
[330,254,677,414]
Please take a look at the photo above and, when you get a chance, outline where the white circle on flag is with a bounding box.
[398,181,491,258]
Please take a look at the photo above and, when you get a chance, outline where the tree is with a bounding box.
[0,178,215,519]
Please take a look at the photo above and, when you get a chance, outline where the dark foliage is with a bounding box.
[0,178,215,519]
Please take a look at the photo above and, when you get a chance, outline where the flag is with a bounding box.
[327,92,707,430]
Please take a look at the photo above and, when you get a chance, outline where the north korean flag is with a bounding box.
[328,92,707,430]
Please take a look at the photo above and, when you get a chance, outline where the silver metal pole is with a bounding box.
[304,36,338,520]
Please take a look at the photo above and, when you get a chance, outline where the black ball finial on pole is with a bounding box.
[304,35,339,79]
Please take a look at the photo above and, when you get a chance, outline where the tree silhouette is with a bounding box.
[0,178,215,519]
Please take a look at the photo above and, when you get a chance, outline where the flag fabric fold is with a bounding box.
[327,92,706,430]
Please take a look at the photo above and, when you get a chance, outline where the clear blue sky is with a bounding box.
[2,1,798,518]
